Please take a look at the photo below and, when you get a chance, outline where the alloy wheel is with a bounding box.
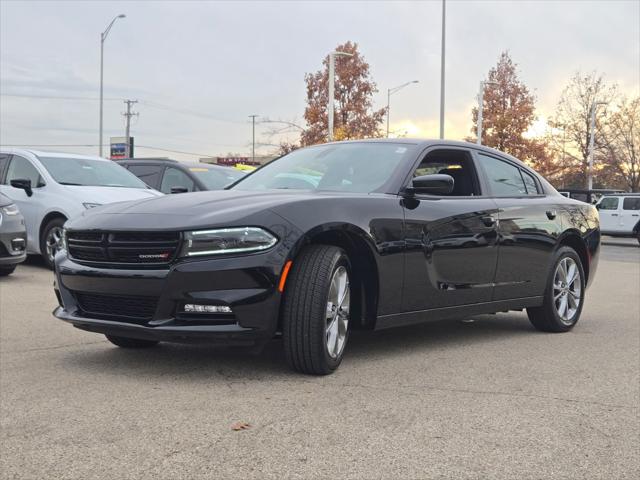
[46,226,64,264]
[553,257,581,325]
[325,266,350,359]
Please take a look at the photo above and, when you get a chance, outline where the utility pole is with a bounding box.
[439,0,446,139]
[249,114,258,163]
[328,51,353,142]
[587,101,607,190]
[123,99,138,159]
[476,80,498,145]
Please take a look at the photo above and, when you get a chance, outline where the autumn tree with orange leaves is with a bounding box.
[301,42,386,146]
[470,52,556,178]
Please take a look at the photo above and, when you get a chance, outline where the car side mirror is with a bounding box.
[405,174,454,196]
[595,204,601,210]
[10,178,33,197]
[170,186,189,194]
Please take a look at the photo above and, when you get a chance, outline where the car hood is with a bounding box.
[66,189,340,230]
[63,185,162,204]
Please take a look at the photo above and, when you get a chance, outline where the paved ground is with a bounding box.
[1,246,638,479]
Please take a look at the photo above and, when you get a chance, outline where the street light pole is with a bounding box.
[439,0,446,139]
[386,80,419,137]
[476,80,498,145]
[249,115,258,163]
[587,101,607,190]
[99,14,126,157]
[328,51,353,142]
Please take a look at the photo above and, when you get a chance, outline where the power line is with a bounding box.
[1,93,121,101]
[0,144,238,157]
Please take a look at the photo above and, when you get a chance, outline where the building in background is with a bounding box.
[200,155,277,168]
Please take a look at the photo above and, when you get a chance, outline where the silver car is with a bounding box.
[0,193,27,276]
[0,149,163,268]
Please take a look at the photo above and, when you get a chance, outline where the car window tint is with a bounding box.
[0,155,9,180]
[5,155,44,187]
[479,154,527,196]
[411,149,479,196]
[521,169,539,195]
[622,197,640,210]
[127,164,163,189]
[598,197,619,210]
[160,167,195,193]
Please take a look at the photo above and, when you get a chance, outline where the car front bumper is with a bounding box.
[0,215,27,266]
[53,248,287,347]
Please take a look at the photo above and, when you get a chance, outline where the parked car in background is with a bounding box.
[0,193,27,276]
[0,149,163,268]
[558,188,625,204]
[116,158,245,193]
[595,193,640,244]
[53,139,600,375]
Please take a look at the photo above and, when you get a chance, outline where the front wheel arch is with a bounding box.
[39,212,67,254]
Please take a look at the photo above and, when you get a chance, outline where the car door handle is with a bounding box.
[481,216,497,227]
[546,210,557,220]
[611,213,619,216]
[631,214,639,217]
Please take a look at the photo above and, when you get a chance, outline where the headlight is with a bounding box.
[1,204,19,216]
[83,203,102,209]
[181,227,277,257]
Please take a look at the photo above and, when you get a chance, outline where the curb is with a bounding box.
[602,240,639,248]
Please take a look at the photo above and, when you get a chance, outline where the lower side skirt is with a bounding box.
[374,296,543,330]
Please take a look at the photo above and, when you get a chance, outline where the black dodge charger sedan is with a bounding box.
[53,140,600,375]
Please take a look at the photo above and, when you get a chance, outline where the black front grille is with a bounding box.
[74,292,158,320]
[67,230,181,266]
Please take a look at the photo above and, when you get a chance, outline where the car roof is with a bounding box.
[323,137,529,164]
[602,192,640,197]
[0,148,109,162]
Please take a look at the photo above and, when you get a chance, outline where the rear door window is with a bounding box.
[478,154,527,196]
[521,170,540,195]
[622,197,640,210]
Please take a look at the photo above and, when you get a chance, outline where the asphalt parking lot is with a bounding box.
[1,245,638,479]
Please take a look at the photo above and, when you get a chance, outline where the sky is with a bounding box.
[1,0,638,162]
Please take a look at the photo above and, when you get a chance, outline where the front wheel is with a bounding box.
[282,245,351,375]
[40,217,66,270]
[527,246,585,332]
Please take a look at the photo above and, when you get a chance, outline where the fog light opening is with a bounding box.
[183,304,232,314]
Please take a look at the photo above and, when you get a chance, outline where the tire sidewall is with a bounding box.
[546,247,585,330]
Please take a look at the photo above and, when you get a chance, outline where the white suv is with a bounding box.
[0,149,163,268]
[595,193,640,245]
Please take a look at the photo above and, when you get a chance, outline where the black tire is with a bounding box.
[40,217,66,270]
[0,265,17,276]
[527,246,585,332]
[282,244,351,375]
[105,335,159,349]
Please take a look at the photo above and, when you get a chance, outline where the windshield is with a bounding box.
[232,142,412,193]
[188,166,244,190]
[38,157,148,188]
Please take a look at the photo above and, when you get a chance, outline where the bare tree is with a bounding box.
[602,96,640,192]
[550,72,617,188]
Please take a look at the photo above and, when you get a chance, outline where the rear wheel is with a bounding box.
[282,245,351,375]
[105,335,159,349]
[40,217,66,270]
[527,246,585,332]
[0,265,17,276]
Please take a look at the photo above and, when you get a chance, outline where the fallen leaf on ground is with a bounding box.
[231,421,251,431]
